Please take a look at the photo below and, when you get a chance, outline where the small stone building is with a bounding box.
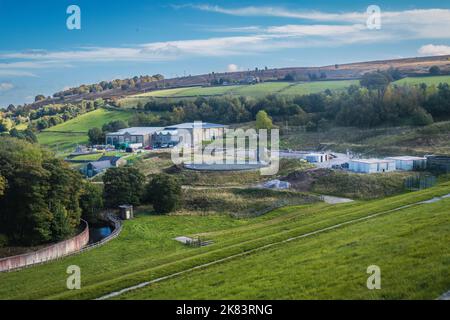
[119,205,134,220]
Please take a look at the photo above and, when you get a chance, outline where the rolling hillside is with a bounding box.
[119,80,360,107]
[23,55,450,109]
[37,108,136,155]
[0,182,449,300]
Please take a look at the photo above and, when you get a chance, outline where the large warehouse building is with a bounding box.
[105,122,227,147]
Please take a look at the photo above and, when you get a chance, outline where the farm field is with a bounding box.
[281,80,359,95]
[394,75,450,86]
[45,108,134,133]
[37,108,136,155]
[0,182,449,300]
[118,80,359,107]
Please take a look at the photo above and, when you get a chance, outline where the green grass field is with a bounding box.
[118,80,359,108]
[45,108,134,133]
[37,108,136,155]
[0,182,449,300]
[120,195,450,299]
[281,80,359,95]
[394,75,450,86]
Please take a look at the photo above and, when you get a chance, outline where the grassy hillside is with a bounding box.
[394,75,450,86]
[120,194,450,300]
[0,182,449,300]
[281,121,450,156]
[45,108,133,133]
[37,108,136,155]
[117,75,450,109]
[118,80,359,108]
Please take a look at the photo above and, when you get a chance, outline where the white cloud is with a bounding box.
[1,6,450,73]
[182,4,366,22]
[0,70,37,77]
[418,44,450,56]
[0,83,14,91]
[227,64,239,72]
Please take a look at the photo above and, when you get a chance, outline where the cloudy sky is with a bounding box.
[1,0,450,106]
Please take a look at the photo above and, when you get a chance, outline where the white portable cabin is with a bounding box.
[349,159,396,174]
[305,153,329,163]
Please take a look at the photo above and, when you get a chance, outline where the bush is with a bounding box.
[145,174,182,214]
[103,167,145,208]
[79,182,104,223]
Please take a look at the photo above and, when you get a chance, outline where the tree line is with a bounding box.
[129,79,450,130]
[0,136,181,248]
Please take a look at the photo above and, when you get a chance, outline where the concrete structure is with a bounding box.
[106,123,226,148]
[152,128,181,147]
[0,220,89,272]
[119,205,134,220]
[349,159,396,174]
[386,156,427,171]
[105,127,163,147]
[154,122,227,147]
[262,179,291,189]
[305,153,329,163]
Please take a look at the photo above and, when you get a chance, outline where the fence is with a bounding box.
[0,214,123,273]
[0,220,89,273]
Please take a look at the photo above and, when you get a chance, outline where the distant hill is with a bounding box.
[13,54,450,109]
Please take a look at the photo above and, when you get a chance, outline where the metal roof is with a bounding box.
[350,159,395,164]
[166,122,226,129]
[386,156,426,161]
[88,160,113,171]
[107,127,164,136]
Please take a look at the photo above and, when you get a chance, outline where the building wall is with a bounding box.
[0,221,89,272]
[349,161,395,173]
[106,134,147,146]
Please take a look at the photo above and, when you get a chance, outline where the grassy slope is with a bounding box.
[117,75,450,109]
[45,108,133,133]
[37,108,135,155]
[118,80,358,108]
[394,75,450,86]
[281,121,450,156]
[121,196,450,300]
[0,182,449,300]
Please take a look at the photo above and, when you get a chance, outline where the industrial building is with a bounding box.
[105,122,227,148]
[348,159,396,174]
[426,155,450,173]
[386,156,427,171]
[163,122,227,146]
[305,153,330,163]
[105,127,163,147]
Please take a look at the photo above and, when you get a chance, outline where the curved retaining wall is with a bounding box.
[0,220,90,273]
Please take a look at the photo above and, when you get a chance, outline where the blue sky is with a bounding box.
[1,0,450,106]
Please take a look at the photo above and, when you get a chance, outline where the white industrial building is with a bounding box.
[305,153,330,163]
[105,122,227,148]
[349,159,396,174]
[386,156,427,171]
[105,127,163,147]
